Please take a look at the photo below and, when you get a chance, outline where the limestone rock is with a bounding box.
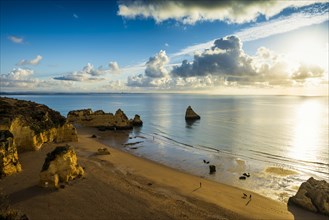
[185,106,200,120]
[131,114,143,127]
[0,97,78,151]
[97,148,110,155]
[288,177,329,216]
[67,108,142,130]
[40,145,84,188]
[0,130,22,177]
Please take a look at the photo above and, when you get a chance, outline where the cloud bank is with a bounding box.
[127,36,326,89]
[118,0,321,24]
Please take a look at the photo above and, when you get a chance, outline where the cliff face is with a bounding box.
[67,108,142,130]
[0,97,78,152]
[0,130,22,177]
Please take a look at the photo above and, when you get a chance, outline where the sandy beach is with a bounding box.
[0,127,327,220]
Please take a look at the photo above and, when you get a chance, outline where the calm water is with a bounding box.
[5,94,329,201]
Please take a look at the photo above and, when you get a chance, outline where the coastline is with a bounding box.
[1,127,327,219]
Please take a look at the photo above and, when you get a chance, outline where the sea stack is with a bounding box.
[185,106,201,120]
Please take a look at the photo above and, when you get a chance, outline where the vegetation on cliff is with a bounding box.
[0,97,66,134]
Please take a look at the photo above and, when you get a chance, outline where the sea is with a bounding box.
[4,93,329,202]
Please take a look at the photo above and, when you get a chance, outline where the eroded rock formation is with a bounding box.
[40,145,84,188]
[0,97,78,151]
[67,108,143,130]
[288,177,329,216]
[0,130,22,177]
[132,114,143,126]
[185,106,201,120]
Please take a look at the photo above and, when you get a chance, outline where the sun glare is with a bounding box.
[286,34,328,69]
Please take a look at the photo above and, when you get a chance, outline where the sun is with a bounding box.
[286,33,328,70]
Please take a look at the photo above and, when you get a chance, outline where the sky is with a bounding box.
[1,0,328,95]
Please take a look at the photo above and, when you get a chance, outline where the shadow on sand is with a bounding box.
[287,203,328,220]
[8,185,52,205]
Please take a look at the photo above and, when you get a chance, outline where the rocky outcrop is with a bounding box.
[0,97,78,151]
[0,130,22,177]
[67,108,143,130]
[288,177,329,216]
[131,114,143,126]
[185,106,201,120]
[40,145,84,189]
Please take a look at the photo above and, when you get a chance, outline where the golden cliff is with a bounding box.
[0,97,78,176]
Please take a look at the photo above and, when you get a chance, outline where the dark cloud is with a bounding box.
[118,0,318,24]
[172,36,255,77]
[171,36,326,86]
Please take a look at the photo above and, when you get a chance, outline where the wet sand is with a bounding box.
[0,127,327,220]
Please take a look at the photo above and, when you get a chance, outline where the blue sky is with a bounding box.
[1,0,328,95]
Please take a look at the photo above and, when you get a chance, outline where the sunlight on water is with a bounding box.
[289,99,324,162]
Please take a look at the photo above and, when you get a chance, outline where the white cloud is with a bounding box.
[17,55,43,66]
[54,63,106,82]
[8,35,24,44]
[73,13,79,19]
[145,50,169,78]
[118,0,321,25]
[109,61,121,74]
[171,3,329,59]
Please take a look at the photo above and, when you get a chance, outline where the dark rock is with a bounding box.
[91,134,97,138]
[243,173,250,177]
[97,148,110,155]
[239,176,246,180]
[209,165,216,174]
[185,106,200,120]
[132,114,143,127]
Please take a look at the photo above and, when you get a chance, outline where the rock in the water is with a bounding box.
[131,114,143,127]
[67,108,142,130]
[97,148,110,155]
[40,145,84,188]
[185,106,200,120]
[0,97,78,151]
[209,165,216,174]
[0,130,22,177]
[288,177,329,216]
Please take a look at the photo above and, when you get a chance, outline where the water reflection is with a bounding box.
[289,99,324,162]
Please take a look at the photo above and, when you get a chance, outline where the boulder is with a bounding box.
[97,148,110,155]
[40,145,84,188]
[185,106,200,120]
[288,177,329,216]
[131,114,143,127]
[0,97,78,151]
[0,130,22,177]
[209,165,216,174]
[67,108,142,130]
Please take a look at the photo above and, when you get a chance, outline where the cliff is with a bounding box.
[67,108,142,130]
[0,130,22,177]
[0,97,78,152]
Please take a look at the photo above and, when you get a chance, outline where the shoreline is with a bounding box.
[1,126,327,219]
